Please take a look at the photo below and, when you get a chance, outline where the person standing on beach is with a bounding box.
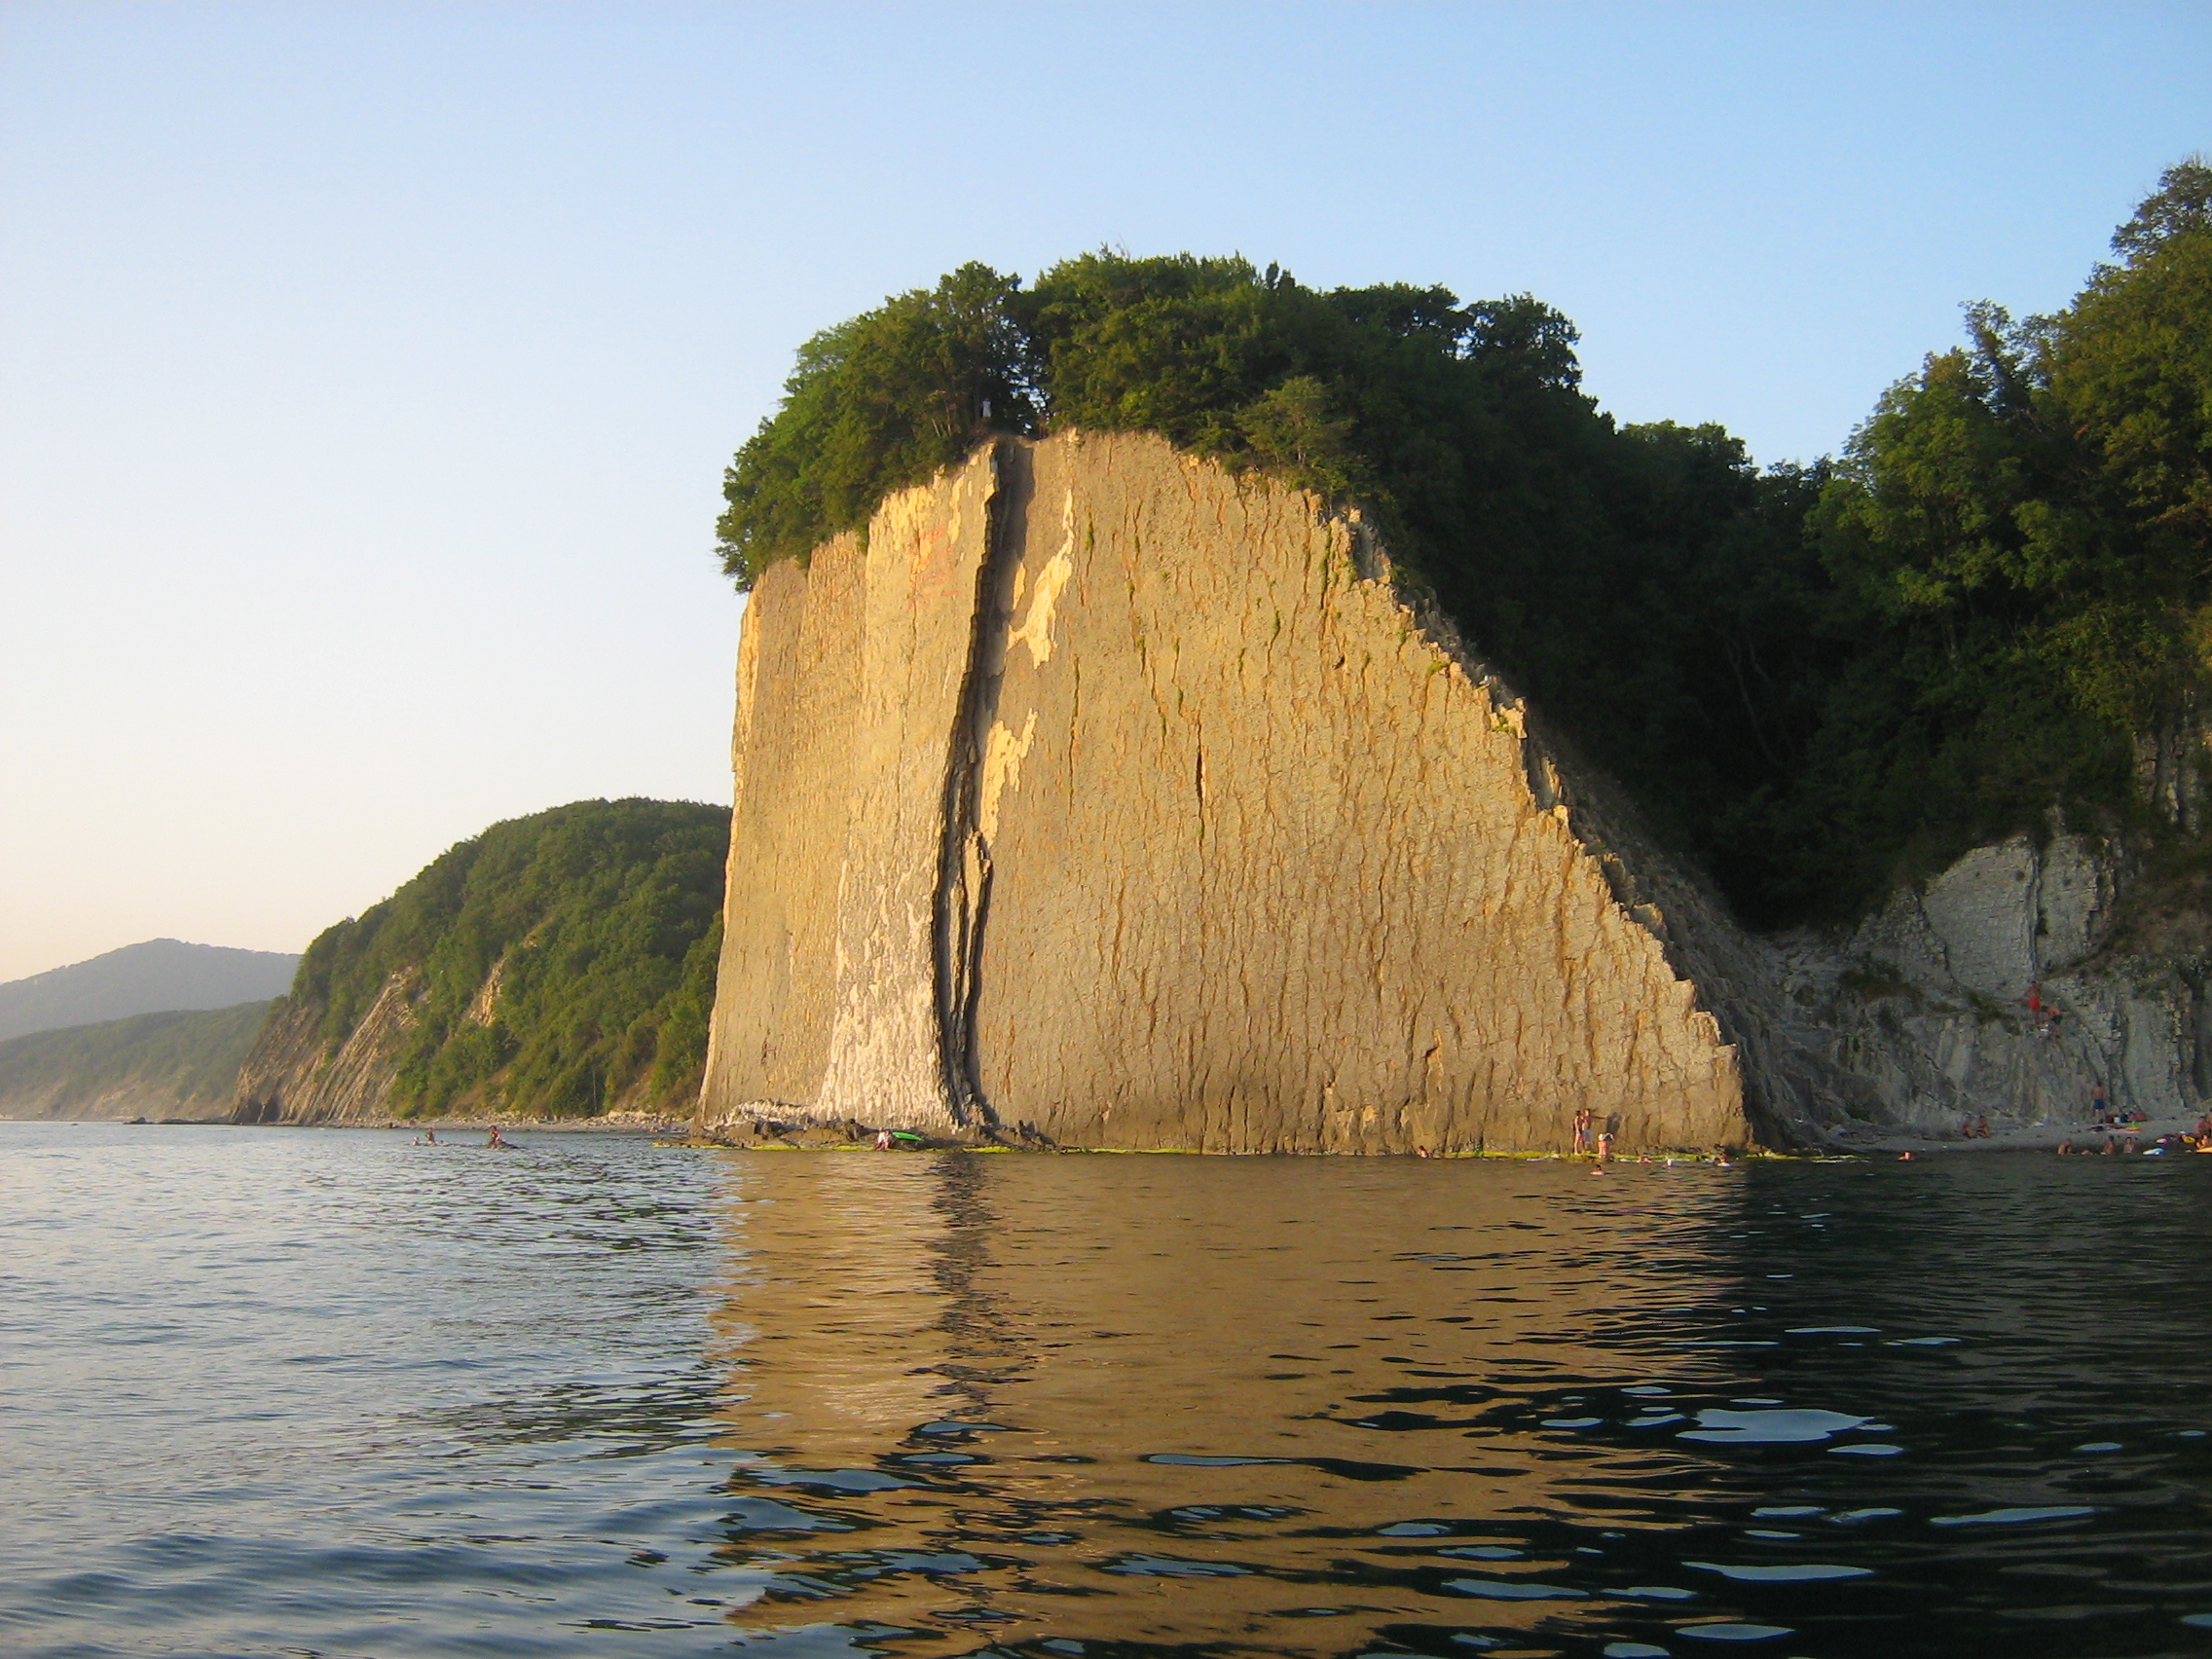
[1572,1107,1593,1157]
[2090,1082,2110,1124]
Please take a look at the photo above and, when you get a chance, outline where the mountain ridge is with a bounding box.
[0,940,299,1043]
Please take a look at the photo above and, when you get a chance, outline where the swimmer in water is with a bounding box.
[485,1124,508,1150]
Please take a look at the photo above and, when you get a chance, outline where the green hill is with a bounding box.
[0,1001,273,1120]
[717,165,2211,927]
[239,798,729,1121]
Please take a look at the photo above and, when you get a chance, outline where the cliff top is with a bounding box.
[714,169,2212,930]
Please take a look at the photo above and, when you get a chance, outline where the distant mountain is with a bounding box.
[0,940,300,1042]
[0,1002,274,1121]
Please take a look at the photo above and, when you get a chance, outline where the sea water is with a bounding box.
[2,1123,2208,1658]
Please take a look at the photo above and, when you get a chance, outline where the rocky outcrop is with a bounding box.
[229,977,417,1124]
[702,434,1819,1153]
[1772,830,2208,1133]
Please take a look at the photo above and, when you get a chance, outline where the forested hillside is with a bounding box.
[243,798,728,1120]
[0,1001,272,1120]
[717,165,2210,927]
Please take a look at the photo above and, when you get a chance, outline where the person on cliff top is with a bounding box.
[1571,1108,1593,1157]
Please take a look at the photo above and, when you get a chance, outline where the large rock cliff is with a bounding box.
[701,434,2212,1149]
[702,433,1829,1152]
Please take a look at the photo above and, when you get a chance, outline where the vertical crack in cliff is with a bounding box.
[932,439,1030,1134]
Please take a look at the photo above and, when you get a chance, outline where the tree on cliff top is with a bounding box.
[713,168,2211,926]
[717,264,1039,586]
[716,253,1591,587]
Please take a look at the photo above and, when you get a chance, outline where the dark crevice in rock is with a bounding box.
[931,438,1030,1134]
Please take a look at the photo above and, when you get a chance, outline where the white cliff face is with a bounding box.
[1850,833,2114,1002]
[700,433,1757,1153]
[1778,831,2204,1133]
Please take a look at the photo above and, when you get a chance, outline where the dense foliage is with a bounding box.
[292,799,729,1117]
[0,1001,272,1115]
[1788,164,2212,912]
[717,166,2211,926]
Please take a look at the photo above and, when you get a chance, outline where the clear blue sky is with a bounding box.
[1,1,2205,982]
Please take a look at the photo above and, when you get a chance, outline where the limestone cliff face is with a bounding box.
[702,433,1781,1152]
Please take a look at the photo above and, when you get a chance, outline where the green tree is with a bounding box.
[717,263,1036,587]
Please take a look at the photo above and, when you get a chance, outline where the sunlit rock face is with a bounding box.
[699,434,1784,1154]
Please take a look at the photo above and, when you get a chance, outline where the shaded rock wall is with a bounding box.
[701,433,1770,1153]
[1777,832,2209,1133]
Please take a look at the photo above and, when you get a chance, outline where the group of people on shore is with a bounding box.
[1569,1107,1617,1162]
[2057,1109,2212,1156]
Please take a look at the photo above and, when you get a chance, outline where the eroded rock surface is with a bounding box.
[1778,831,2206,1133]
[702,434,1776,1152]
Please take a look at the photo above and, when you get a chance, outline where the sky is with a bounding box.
[1,1,2206,984]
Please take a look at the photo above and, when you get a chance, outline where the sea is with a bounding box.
[1,1122,2208,1659]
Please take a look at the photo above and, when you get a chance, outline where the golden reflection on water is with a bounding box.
[704,1153,1753,1654]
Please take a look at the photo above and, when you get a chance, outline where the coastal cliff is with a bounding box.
[232,798,726,1124]
[703,433,1806,1152]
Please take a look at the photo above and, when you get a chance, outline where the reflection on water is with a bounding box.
[0,1124,2207,1657]
[710,1155,2212,1659]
